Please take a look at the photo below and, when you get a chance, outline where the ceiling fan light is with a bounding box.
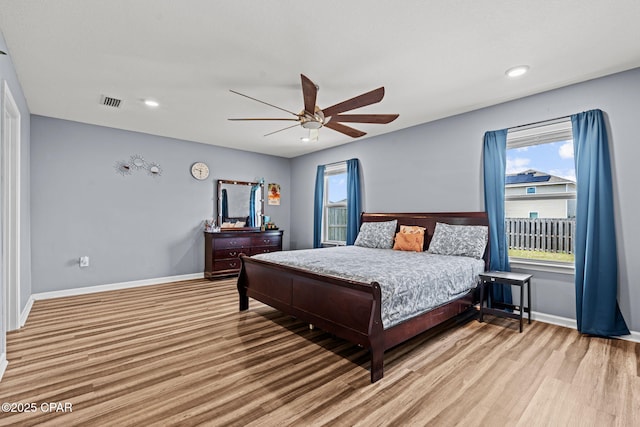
[301,120,322,129]
[505,65,530,78]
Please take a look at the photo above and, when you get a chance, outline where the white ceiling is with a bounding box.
[1,1,639,158]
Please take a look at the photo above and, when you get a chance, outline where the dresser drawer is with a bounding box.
[214,248,246,259]
[251,235,282,248]
[205,230,283,279]
[251,246,280,256]
[214,258,242,271]
[214,237,251,250]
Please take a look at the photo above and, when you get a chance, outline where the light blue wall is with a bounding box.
[1,31,32,355]
[289,68,640,332]
[30,116,290,293]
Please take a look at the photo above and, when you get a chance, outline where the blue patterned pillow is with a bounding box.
[354,220,398,249]
[428,222,488,259]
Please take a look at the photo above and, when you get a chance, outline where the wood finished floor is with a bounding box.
[1,278,639,426]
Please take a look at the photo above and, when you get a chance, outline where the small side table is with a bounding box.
[478,271,532,332]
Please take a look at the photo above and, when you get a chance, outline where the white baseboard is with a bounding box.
[626,331,640,343]
[31,272,204,301]
[530,311,577,330]
[0,352,7,382]
[530,310,640,343]
[20,296,34,327]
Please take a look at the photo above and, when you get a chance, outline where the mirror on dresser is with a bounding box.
[217,179,264,230]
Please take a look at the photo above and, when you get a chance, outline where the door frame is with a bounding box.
[2,80,21,333]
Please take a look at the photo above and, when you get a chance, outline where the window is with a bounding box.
[323,162,348,245]
[505,119,575,264]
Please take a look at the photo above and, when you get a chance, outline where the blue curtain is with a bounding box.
[221,189,229,222]
[572,109,629,336]
[483,129,512,304]
[346,158,362,245]
[313,165,325,248]
[248,185,258,227]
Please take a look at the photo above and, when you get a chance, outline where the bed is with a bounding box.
[237,212,490,383]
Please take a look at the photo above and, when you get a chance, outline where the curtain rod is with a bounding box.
[323,160,344,167]
[507,114,572,131]
[322,159,355,167]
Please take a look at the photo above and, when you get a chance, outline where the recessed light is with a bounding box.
[144,99,159,108]
[300,137,310,142]
[505,65,530,78]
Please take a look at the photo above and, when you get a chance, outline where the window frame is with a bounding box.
[322,162,348,246]
[505,119,576,274]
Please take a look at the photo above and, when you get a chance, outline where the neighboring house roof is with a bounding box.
[506,169,574,186]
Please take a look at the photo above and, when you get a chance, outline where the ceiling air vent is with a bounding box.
[100,95,122,108]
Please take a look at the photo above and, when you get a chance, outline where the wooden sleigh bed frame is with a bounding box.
[237,212,490,383]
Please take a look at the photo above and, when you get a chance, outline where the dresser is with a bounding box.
[204,230,283,279]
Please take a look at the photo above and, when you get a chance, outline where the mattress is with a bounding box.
[252,245,485,328]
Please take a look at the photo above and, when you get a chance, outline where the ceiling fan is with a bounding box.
[229,74,399,141]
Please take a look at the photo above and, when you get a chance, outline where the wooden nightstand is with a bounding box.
[478,271,532,332]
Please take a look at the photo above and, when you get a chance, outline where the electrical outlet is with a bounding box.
[79,256,90,267]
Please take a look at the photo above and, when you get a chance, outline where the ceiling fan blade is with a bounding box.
[228,118,299,121]
[263,123,300,137]
[331,113,399,124]
[322,87,385,117]
[229,89,299,117]
[324,121,366,138]
[301,74,318,116]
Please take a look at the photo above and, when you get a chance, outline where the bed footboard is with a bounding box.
[238,254,385,382]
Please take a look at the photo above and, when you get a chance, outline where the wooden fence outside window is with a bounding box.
[505,218,575,254]
[327,206,347,242]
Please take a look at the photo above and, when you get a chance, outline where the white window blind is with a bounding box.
[507,118,573,149]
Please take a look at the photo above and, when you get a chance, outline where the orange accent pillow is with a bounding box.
[393,232,424,252]
[400,225,426,235]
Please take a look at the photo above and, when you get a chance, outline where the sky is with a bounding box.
[506,140,576,182]
[328,173,347,203]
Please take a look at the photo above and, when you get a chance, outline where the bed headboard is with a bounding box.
[360,212,490,270]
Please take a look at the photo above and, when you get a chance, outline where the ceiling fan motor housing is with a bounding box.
[301,108,325,129]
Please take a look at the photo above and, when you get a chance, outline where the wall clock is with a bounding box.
[191,162,210,180]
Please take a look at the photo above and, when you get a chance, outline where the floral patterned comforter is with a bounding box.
[252,246,485,329]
